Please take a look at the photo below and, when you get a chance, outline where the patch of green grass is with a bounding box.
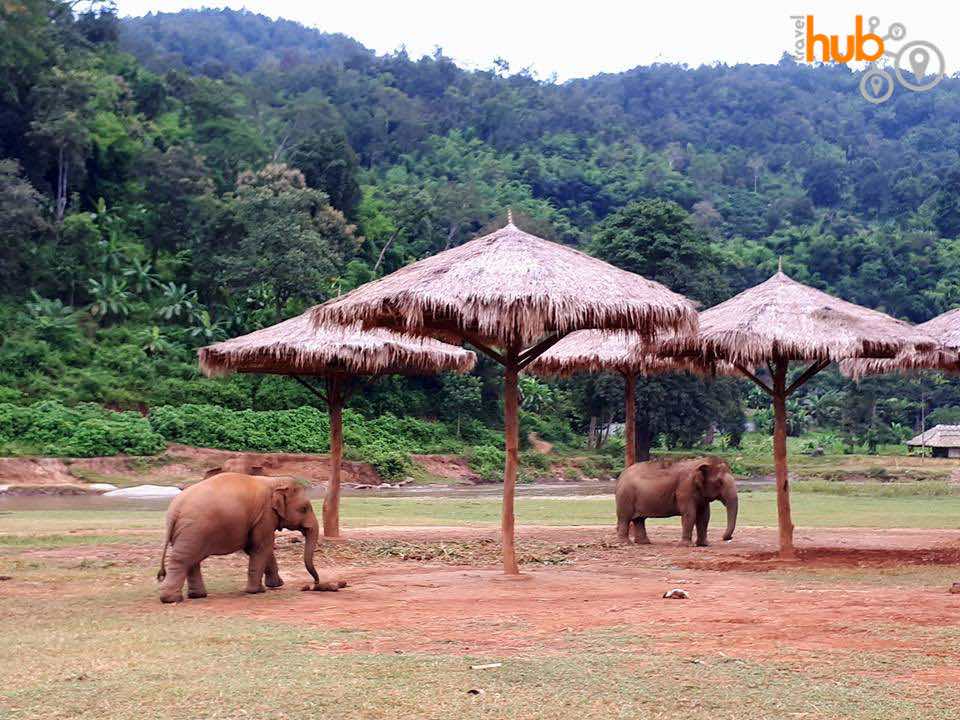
[338,493,960,530]
[0,533,132,548]
[0,510,164,534]
[3,491,960,544]
[788,480,958,497]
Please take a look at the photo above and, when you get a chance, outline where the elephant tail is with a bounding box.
[156,517,173,582]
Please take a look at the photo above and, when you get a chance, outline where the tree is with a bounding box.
[272,94,361,216]
[933,167,960,239]
[27,67,98,222]
[0,159,48,290]
[87,274,132,321]
[802,158,845,207]
[589,198,729,305]
[439,374,482,437]
[211,164,359,313]
[139,144,214,262]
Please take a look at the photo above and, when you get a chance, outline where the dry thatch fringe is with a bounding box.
[526,330,738,378]
[199,310,476,378]
[659,270,937,366]
[840,308,960,379]
[310,221,698,347]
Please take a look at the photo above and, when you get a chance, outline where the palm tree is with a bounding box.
[88,275,132,321]
[188,308,226,343]
[138,325,173,355]
[155,282,198,321]
[124,257,160,294]
[26,291,77,339]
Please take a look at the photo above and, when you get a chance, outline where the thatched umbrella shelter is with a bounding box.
[312,216,698,574]
[841,308,960,379]
[660,268,936,558]
[199,311,476,537]
[527,330,734,467]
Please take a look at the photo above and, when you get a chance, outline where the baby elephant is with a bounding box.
[157,472,340,603]
[615,456,738,547]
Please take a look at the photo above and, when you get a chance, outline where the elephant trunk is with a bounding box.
[721,484,738,541]
[302,520,320,584]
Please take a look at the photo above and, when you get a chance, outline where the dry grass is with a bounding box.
[311,220,697,347]
[661,270,936,365]
[199,311,476,378]
[1,545,958,719]
[527,329,736,378]
[842,307,960,378]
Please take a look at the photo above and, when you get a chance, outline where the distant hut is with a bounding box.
[660,268,935,558]
[906,425,960,458]
[312,215,697,574]
[199,312,476,537]
[527,330,734,467]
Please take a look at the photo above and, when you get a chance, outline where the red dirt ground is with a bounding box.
[153,525,960,679]
[13,524,960,685]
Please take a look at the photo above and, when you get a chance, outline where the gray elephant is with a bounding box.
[157,472,342,603]
[615,456,738,546]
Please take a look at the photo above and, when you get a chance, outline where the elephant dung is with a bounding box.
[950,582,960,594]
[301,579,348,592]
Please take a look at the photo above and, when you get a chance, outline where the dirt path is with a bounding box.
[9,523,960,684]
[122,525,959,683]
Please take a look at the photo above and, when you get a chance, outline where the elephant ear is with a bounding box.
[271,480,294,519]
[696,461,725,497]
[693,462,712,488]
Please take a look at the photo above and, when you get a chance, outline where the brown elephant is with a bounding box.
[615,456,738,547]
[156,472,340,603]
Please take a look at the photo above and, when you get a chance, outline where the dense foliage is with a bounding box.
[2,2,959,465]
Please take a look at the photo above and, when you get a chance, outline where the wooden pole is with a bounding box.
[771,358,795,558]
[502,361,521,574]
[624,372,637,468]
[323,376,343,538]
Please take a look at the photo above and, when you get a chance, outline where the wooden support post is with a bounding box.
[624,373,637,468]
[323,376,343,538]
[771,358,795,558]
[501,361,520,575]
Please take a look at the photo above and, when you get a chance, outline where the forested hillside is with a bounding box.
[2,2,960,463]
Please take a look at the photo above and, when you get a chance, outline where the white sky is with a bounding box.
[114,1,959,80]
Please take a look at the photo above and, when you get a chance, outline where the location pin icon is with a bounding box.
[870,75,884,96]
[909,48,930,81]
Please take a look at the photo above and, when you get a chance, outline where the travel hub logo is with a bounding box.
[790,15,945,104]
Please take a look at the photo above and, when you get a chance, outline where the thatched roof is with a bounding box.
[526,330,736,378]
[840,308,960,378]
[659,270,936,366]
[310,221,698,347]
[199,311,476,378]
[906,424,960,448]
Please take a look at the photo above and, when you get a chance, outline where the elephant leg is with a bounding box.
[695,502,710,547]
[632,517,650,544]
[264,551,284,588]
[679,505,696,547]
[186,563,207,599]
[616,517,632,543]
[159,555,189,603]
[245,546,270,594]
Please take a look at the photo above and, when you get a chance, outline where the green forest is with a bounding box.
[3,2,960,468]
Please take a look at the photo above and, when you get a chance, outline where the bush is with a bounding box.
[469,445,506,482]
[0,386,22,403]
[366,450,413,482]
[520,411,578,447]
[0,401,164,456]
[149,404,330,452]
[150,405,468,480]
